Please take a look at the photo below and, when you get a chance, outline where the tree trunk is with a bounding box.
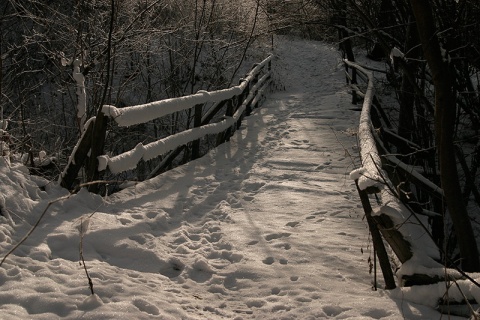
[397,15,419,152]
[336,0,357,103]
[368,0,396,61]
[410,0,480,271]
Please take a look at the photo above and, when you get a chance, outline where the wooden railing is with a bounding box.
[343,59,450,289]
[345,60,480,319]
[59,55,273,192]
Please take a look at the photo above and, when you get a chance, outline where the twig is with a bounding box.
[0,194,71,268]
[78,216,94,295]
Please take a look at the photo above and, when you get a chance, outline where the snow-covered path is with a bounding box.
[101,39,440,318]
[0,37,459,319]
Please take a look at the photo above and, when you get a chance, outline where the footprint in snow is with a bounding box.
[119,218,130,225]
[262,257,275,265]
[285,221,300,227]
[273,242,291,250]
[159,258,184,278]
[128,234,149,245]
[322,305,351,317]
[362,308,394,319]
[145,211,158,219]
[271,287,281,295]
[264,232,291,241]
[133,298,160,316]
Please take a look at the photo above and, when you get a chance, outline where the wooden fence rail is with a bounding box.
[59,55,273,192]
[343,59,454,289]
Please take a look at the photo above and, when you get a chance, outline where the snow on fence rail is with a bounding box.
[59,55,273,191]
[343,59,452,290]
[344,60,384,193]
[99,71,272,174]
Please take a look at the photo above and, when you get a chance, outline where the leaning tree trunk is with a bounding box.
[410,0,480,272]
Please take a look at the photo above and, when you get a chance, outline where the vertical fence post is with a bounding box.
[355,180,396,289]
[251,71,260,111]
[351,67,358,104]
[86,112,108,193]
[244,76,253,116]
[191,103,203,160]
[224,99,234,141]
[235,79,247,128]
[216,99,234,146]
[344,63,358,105]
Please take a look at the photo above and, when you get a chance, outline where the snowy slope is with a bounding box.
[0,36,463,319]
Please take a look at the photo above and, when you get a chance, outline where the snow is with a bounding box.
[0,37,468,319]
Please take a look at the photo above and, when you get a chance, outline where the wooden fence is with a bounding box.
[345,60,480,318]
[59,55,273,192]
[343,59,454,289]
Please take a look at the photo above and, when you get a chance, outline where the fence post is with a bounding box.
[351,67,358,104]
[344,64,358,105]
[216,99,234,146]
[191,103,203,160]
[244,77,253,116]
[86,112,108,193]
[355,180,396,290]
[251,71,260,111]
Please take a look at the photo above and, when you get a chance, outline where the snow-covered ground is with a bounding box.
[0,37,463,319]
